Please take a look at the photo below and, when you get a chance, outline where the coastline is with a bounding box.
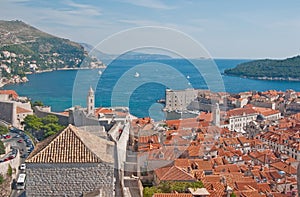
[224,74,300,82]
[1,65,107,88]
[25,65,107,75]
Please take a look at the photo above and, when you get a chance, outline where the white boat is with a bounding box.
[186,75,190,79]
[98,70,102,75]
[134,72,140,78]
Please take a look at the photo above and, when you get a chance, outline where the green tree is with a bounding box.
[42,123,64,138]
[143,187,162,197]
[31,100,44,107]
[0,174,4,184]
[23,115,43,131]
[143,181,204,196]
[0,141,5,155]
[7,165,12,177]
[0,125,9,135]
[42,115,58,125]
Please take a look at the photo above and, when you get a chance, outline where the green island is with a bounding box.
[224,55,300,81]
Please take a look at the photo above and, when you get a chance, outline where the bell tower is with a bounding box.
[87,87,95,116]
[212,103,220,127]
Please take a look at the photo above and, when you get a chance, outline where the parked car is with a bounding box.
[17,139,23,143]
[27,147,33,153]
[11,149,17,155]
[3,134,11,139]
[14,134,21,138]
[10,127,20,133]
[8,155,14,160]
[20,163,26,170]
[21,153,28,158]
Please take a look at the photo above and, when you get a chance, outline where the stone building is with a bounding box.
[0,90,33,129]
[165,88,198,111]
[225,107,258,132]
[25,124,115,197]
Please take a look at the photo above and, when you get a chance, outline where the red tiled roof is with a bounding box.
[174,158,190,168]
[270,161,297,175]
[257,183,271,193]
[0,90,18,99]
[153,194,192,197]
[226,107,257,117]
[94,107,113,116]
[26,124,114,163]
[214,164,240,173]
[154,166,196,182]
[16,106,32,114]
[138,135,159,144]
[252,107,280,117]
[59,111,69,116]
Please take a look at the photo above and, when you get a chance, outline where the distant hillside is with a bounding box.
[224,55,300,80]
[0,20,101,81]
[80,42,172,64]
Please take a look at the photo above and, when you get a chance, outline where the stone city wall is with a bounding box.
[25,162,114,197]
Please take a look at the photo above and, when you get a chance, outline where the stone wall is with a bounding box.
[68,109,99,127]
[0,101,13,124]
[34,106,69,126]
[26,162,114,197]
[0,149,20,179]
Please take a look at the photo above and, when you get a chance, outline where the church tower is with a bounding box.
[212,103,220,127]
[87,87,95,116]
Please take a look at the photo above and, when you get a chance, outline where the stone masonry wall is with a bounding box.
[34,106,69,126]
[26,163,114,197]
[0,101,13,124]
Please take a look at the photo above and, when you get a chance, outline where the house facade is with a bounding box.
[25,125,115,197]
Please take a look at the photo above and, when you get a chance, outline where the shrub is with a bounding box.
[7,165,12,177]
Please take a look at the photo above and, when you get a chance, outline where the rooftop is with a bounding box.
[26,124,114,163]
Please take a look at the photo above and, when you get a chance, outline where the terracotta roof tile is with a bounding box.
[153,194,192,197]
[0,90,18,99]
[270,161,297,175]
[226,107,257,117]
[26,124,114,163]
[154,166,196,182]
[16,106,32,114]
[94,107,113,115]
[138,135,159,144]
[257,183,271,193]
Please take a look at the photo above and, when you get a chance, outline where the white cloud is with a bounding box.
[120,0,175,10]
[63,0,102,16]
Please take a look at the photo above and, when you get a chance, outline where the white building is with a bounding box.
[226,108,258,132]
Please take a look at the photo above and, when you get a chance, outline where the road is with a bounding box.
[1,128,32,197]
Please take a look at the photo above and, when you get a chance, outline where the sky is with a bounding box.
[1,0,300,59]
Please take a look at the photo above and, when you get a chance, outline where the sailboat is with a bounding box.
[135,72,140,78]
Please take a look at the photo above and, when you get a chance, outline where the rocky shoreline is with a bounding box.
[0,75,29,88]
[0,65,107,88]
[225,73,300,82]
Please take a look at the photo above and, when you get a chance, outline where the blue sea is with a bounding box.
[3,59,300,120]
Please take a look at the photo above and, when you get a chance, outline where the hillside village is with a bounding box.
[0,88,300,196]
[0,20,104,87]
